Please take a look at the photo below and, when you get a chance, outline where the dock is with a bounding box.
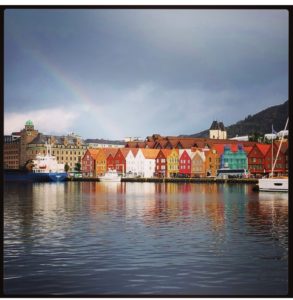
[68,177,258,184]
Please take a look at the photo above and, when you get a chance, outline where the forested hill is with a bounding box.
[185,100,288,138]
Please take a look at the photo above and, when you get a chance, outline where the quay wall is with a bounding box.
[68,177,258,184]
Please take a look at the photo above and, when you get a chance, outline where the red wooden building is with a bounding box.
[81,149,99,177]
[155,149,171,177]
[247,141,288,176]
[104,148,118,171]
[113,148,130,175]
[179,150,193,177]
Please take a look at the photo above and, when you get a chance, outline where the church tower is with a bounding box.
[209,121,227,139]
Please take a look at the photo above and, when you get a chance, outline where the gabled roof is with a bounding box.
[118,148,131,158]
[210,121,225,130]
[125,141,146,148]
[102,148,119,158]
[130,148,140,157]
[211,144,243,156]
[88,149,100,157]
[140,149,160,159]
[179,149,195,159]
[192,150,206,161]
[274,140,288,154]
[243,146,253,155]
[158,149,172,158]
[255,144,271,156]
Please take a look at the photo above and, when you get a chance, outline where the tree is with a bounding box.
[21,159,34,171]
[64,163,70,172]
[249,131,262,142]
[74,162,81,172]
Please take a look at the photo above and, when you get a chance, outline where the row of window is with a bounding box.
[180,160,191,164]
[4,156,19,160]
[249,163,287,170]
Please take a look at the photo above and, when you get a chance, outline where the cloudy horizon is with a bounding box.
[4,9,288,140]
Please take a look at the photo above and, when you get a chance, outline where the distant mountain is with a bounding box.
[84,138,125,145]
[185,100,288,138]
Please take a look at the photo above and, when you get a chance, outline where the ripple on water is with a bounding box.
[4,182,288,295]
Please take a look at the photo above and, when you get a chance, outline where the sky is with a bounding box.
[4,9,288,140]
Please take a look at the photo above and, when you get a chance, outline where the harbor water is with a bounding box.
[4,181,288,295]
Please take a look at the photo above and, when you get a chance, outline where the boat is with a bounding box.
[99,169,121,182]
[31,144,67,182]
[258,177,288,192]
[258,118,288,192]
[5,143,67,182]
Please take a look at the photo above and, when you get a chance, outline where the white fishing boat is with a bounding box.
[99,169,121,182]
[31,143,67,182]
[258,118,288,192]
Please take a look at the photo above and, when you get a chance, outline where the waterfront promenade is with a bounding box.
[68,177,258,184]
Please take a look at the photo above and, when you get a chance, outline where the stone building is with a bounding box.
[27,133,88,171]
[4,120,88,171]
[19,120,39,167]
[4,135,21,169]
[209,121,227,139]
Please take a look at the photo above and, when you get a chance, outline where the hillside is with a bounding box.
[186,100,288,138]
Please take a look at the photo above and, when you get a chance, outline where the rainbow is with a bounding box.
[8,32,125,139]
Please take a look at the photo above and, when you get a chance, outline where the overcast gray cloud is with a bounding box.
[4,9,288,139]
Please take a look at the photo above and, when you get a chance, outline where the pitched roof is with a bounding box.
[243,146,253,154]
[274,140,288,154]
[210,121,225,130]
[255,144,271,156]
[119,148,131,158]
[129,148,140,157]
[140,149,160,159]
[88,149,100,158]
[102,148,119,158]
[161,149,172,157]
[211,144,244,156]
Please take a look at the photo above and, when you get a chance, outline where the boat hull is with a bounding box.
[258,178,288,192]
[4,171,67,182]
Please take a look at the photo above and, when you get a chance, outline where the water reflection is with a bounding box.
[4,182,288,295]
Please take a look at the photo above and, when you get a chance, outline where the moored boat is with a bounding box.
[257,117,288,192]
[258,177,288,192]
[99,169,121,182]
[31,147,67,182]
[5,143,67,182]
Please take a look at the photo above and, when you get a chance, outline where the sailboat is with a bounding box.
[258,118,288,192]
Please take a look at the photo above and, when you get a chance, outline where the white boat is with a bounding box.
[32,143,67,182]
[258,177,288,192]
[99,169,121,182]
[258,118,288,192]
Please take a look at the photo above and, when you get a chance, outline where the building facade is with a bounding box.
[27,133,87,172]
[220,144,248,169]
[179,149,194,177]
[4,135,21,169]
[209,121,227,139]
[19,120,39,167]
[82,149,99,177]
[191,150,206,177]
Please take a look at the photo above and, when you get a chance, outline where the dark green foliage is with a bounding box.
[74,162,81,172]
[64,163,70,172]
[186,100,288,138]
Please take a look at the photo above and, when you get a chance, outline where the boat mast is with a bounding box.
[271,125,273,177]
[271,117,289,176]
